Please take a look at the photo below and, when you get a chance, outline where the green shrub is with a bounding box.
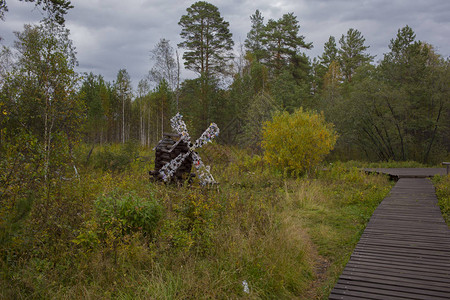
[433,175,450,224]
[262,108,338,175]
[94,191,163,237]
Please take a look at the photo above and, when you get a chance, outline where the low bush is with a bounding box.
[262,108,338,176]
[94,191,163,237]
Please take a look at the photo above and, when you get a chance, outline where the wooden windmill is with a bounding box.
[149,113,219,185]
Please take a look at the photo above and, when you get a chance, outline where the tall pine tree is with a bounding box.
[178,1,234,78]
[245,9,266,63]
[321,36,338,67]
[262,12,312,73]
[338,28,373,82]
[178,1,234,129]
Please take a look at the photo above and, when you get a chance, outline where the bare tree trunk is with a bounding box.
[147,107,151,147]
[43,81,54,181]
[385,97,406,160]
[423,101,443,163]
[141,112,144,146]
[156,108,160,143]
[176,49,181,111]
[140,100,143,146]
[117,120,121,143]
[161,99,164,137]
[122,95,125,144]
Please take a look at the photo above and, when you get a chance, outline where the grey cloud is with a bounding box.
[1,0,449,88]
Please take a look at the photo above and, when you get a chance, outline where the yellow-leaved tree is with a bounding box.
[262,108,338,175]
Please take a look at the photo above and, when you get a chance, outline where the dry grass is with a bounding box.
[0,145,392,299]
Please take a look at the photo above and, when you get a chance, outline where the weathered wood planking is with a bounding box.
[329,177,450,300]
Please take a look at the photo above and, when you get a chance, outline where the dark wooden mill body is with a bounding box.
[149,133,194,182]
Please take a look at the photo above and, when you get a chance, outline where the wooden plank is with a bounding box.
[342,267,450,284]
[345,260,450,276]
[363,229,450,237]
[361,229,450,237]
[342,266,450,283]
[360,236,450,244]
[356,239,450,251]
[330,288,413,300]
[359,236,450,245]
[337,279,450,297]
[364,229,450,239]
[339,271,450,289]
[333,283,447,300]
[352,245,450,258]
[349,256,450,271]
[351,249,450,264]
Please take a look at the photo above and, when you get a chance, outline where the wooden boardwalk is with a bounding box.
[329,175,450,299]
[364,168,447,178]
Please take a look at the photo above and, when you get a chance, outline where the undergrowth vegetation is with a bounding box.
[433,175,450,225]
[0,143,392,299]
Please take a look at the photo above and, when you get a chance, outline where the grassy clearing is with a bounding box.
[0,144,392,299]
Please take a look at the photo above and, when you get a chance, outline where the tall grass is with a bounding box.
[433,175,450,225]
[0,143,392,299]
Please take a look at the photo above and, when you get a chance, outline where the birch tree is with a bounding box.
[1,19,82,180]
[114,69,132,144]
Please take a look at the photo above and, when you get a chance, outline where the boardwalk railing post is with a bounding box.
[443,162,450,175]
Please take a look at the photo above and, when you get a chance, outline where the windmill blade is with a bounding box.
[170,113,191,144]
[159,151,191,182]
[191,152,217,186]
[192,122,220,149]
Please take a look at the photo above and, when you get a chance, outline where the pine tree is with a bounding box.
[178,1,234,129]
[262,12,312,73]
[320,36,338,67]
[244,9,266,62]
[313,36,339,93]
[178,1,234,78]
[338,28,373,82]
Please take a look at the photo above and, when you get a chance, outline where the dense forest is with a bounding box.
[2,1,449,164]
[0,1,449,298]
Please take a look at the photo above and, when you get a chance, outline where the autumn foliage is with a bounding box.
[262,108,338,175]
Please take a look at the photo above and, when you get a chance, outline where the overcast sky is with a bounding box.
[1,0,449,89]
